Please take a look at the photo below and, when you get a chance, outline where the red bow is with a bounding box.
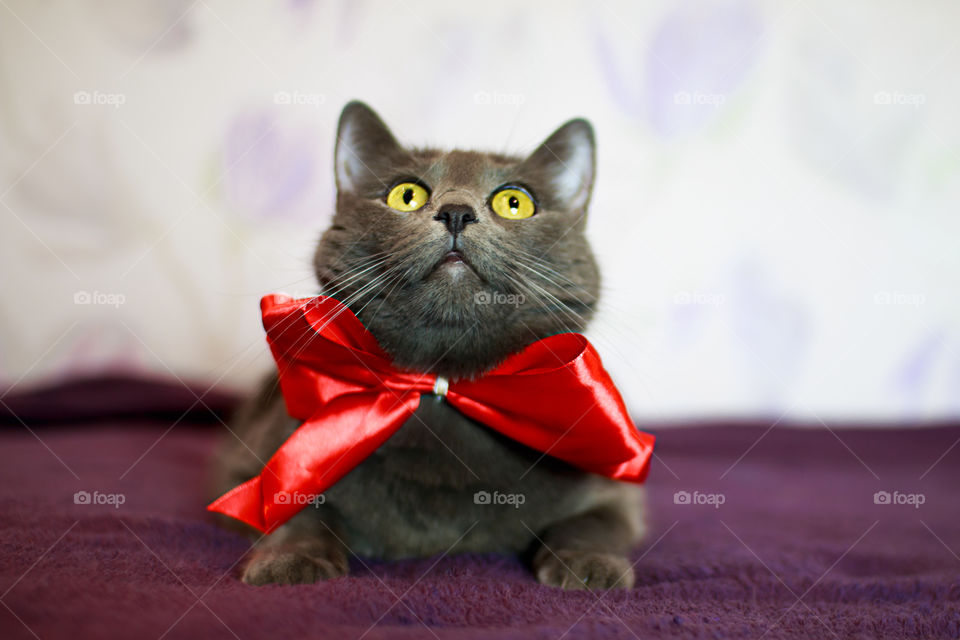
[208,294,655,533]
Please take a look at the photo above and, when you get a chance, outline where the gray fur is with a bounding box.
[212,102,645,590]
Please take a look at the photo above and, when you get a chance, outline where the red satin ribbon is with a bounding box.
[208,294,655,533]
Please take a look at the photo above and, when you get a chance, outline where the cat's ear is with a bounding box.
[520,119,596,213]
[334,101,405,193]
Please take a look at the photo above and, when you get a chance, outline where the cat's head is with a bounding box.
[315,101,600,379]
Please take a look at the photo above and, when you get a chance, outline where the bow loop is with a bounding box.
[263,295,433,416]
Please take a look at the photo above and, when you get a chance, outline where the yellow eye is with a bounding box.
[491,187,535,220]
[386,182,429,212]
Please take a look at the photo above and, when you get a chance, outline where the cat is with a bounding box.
[212,101,646,590]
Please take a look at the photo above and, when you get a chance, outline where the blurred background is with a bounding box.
[1,0,958,423]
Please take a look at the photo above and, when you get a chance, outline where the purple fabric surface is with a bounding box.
[1,407,959,638]
[0,375,237,425]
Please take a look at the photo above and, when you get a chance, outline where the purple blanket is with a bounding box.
[1,379,959,639]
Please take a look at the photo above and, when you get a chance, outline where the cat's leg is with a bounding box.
[242,505,348,586]
[532,499,642,590]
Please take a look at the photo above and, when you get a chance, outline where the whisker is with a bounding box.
[362,262,414,327]
[502,266,582,333]
[320,254,394,298]
[512,249,598,301]
[511,257,597,309]
[503,263,587,330]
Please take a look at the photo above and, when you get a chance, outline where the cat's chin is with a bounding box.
[368,315,530,379]
[434,260,474,280]
[428,251,481,282]
[424,259,485,293]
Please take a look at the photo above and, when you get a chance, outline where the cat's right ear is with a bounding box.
[519,118,596,214]
[334,101,406,193]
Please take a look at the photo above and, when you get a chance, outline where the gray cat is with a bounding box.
[212,101,646,590]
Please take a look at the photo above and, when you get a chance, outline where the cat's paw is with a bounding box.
[242,547,348,586]
[535,550,635,590]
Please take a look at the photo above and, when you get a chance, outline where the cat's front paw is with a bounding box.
[242,547,348,586]
[535,550,635,590]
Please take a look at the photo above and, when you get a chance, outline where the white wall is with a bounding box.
[1,0,958,422]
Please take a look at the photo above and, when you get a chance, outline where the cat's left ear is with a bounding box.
[334,101,407,194]
[519,119,596,213]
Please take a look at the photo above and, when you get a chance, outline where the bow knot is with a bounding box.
[432,375,450,397]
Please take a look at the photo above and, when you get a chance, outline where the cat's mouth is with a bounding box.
[429,249,484,282]
[433,250,471,271]
[441,250,465,264]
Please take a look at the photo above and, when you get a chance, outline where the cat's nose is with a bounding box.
[434,204,477,237]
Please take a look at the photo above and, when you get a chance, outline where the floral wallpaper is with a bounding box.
[1,0,957,421]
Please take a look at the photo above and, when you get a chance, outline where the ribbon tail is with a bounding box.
[207,389,423,532]
[207,476,269,533]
